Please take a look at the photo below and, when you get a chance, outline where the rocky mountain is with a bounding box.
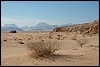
[20,22,58,31]
[32,22,58,30]
[51,19,99,35]
[3,23,18,28]
[1,23,23,32]
[20,26,31,31]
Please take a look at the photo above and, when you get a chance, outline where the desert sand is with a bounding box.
[1,31,99,66]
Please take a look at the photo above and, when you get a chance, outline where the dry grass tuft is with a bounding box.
[26,40,60,58]
[77,38,88,48]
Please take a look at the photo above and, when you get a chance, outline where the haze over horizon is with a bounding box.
[1,1,99,27]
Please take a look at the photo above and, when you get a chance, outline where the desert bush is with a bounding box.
[18,41,24,44]
[9,30,17,33]
[3,40,7,42]
[18,39,23,40]
[77,38,88,48]
[26,40,60,58]
[48,35,52,39]
[71,36,77,40]
[57,37,60,40]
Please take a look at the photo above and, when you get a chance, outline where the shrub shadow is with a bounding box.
[47,54,83,61]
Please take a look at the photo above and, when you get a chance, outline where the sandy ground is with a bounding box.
[1,31,99,66]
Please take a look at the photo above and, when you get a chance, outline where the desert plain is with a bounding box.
[1,30,99,66]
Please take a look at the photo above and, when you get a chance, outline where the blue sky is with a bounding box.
[1,1,99,27]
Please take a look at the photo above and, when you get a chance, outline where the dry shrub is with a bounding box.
[18,39,23,40]
[77,38,88,48]
[18,41,24,44]
[71,36,77,40]
[26,40,60,58]
[3,40,7,42]
[48,35,52,39]
[9,30,17,33]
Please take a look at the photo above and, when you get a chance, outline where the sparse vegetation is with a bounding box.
[18,41,24,44]
[57,37,60,40]
[71,36,77,40]
[28,38,31,40]
[90,45,99,48]
[18,39,23,40]
[26,40,60,58]
[48,35,52,39]
[57,35,63,40]
[3,40,7,42]
[15,38,17,40]
[9,30,17,33]
[77,38,88,48]
[73,48,77,50]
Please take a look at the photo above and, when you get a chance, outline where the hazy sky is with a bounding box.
[1,1,99,27]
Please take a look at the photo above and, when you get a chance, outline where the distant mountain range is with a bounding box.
[20,22,58,31]
[1,23,23,32]
[1,22,73,32]
[58,23,74,27]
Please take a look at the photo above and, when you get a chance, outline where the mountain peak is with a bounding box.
[37,22,48,25]
[3,23,18,28]
[2,23,23,32]
[38,22,47,24]
[35,22,49,27]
